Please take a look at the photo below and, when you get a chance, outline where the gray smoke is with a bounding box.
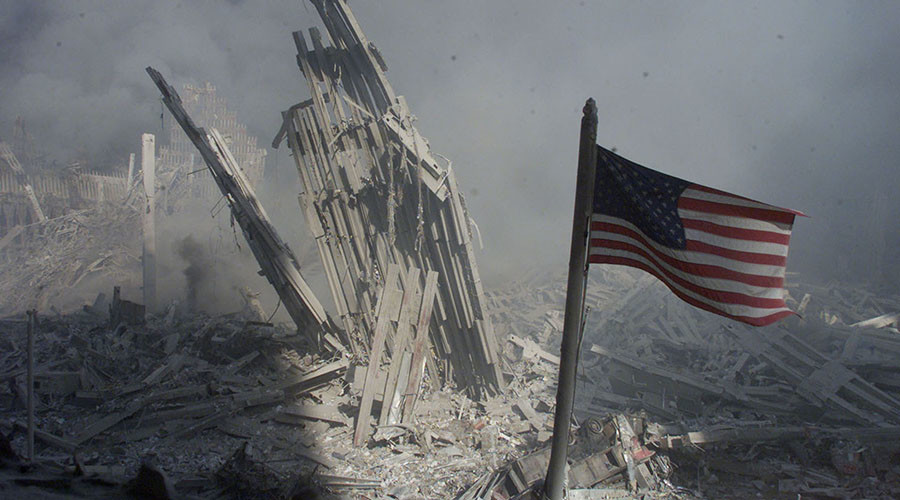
[2,1,899,287]
[175,235,210,311]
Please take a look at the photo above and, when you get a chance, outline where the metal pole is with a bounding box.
[544,98,598,500]
[26,309,36,463]
[126,153,135,189]
[141,133,157,314]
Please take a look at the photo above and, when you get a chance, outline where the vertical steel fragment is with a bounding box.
[141,133,157,312]
[279,0,503,395]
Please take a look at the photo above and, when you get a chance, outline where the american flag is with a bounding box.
[589,146,803,326]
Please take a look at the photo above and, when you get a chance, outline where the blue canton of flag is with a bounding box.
[594,146,691,249]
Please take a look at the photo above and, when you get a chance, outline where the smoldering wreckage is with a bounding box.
[1,2,899,499]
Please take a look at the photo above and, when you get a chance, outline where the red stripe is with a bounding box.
[678,197,797,225]
[590,240,786,308]
[590,236,784,288]
[681,218,791,245]
[592,221,788,266]
[688,184,806,216]
[589,255,795,326]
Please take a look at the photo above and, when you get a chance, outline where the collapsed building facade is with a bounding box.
[275,0,504,399]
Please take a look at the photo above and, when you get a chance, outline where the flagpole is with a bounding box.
[544,98,598,500]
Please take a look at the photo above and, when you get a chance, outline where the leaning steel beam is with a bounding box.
[147,67,343,351]
[278,0,504,395]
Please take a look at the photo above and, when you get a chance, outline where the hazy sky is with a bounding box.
[2,1,898,286]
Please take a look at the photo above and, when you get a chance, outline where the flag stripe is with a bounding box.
[592,219,788,266]
[590,219,786,277]
[591,244,786,308]
[591,254,794,324]
[681,218,791,245]
[688,184,806,216]
[683,187,784,212]
[591,237,784,292]
[589,229,785,288]
[678,197,797,225]
[679,208,793,234]
[683,227,789,255]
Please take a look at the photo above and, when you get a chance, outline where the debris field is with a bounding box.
[3,270,900,498]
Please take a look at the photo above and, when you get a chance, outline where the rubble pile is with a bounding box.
[0,272,684,499]
[3,268,900,498]
[0,292,553,499]
[0,304,355,491]
[0,206,141,316]
[581,274,900,425]
[483,267,900,498]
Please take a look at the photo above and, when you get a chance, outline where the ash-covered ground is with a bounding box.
[2,264,900,499]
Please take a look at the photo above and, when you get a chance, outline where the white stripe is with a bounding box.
[589,230,784,297]
[678,209,793,234]
[594,248,791,318]
[591,215,787,277]
[684,228,789,256]
[681,187,790,213]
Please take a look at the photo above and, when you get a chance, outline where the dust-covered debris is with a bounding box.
[0,207,141,316]
[4,263,900,498]
[476,266,900,498]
